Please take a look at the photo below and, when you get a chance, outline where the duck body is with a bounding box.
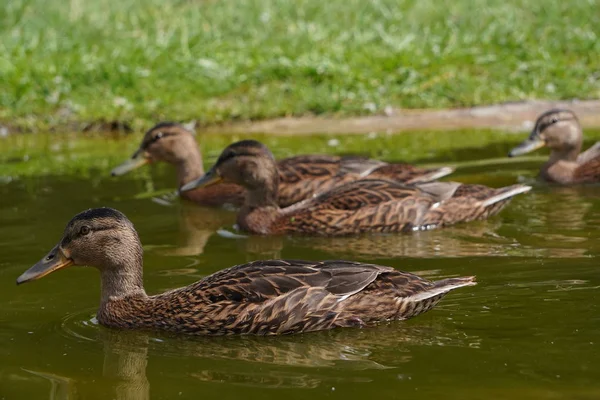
[17,208,476,336]
[97,259,475,335]
[111,123,453,208]
[509,109,600,184]
[539,146,600,184]
[249,180,530,236]
[182,140,531,236]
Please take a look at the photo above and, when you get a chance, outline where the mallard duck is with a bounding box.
[111,122,244,207]
[16,208,476,335]
[111,122,454,207]
[509,109,600,184]
[180,140,531,236]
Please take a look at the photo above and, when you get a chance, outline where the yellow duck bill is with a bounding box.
[110,151,150,176]
[180,169,223,192]
[508,136,545,157]
[17,245,74,285]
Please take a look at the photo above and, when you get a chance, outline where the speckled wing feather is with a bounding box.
[337,157,454,183]
[269,180,530,235]
[368,163,454,184]
[420,183,531,227]
[299,179,420,209]
[147,260,392,335]
[139,259,475,335]
[194,259,389,301]
[273,179,436,235]
[276,155,352,206]
[574,157,600,183]
[577,142,600,165]
[275,155,453,207]
[336,156,388,176]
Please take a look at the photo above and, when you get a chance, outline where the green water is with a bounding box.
[2,132,600,399]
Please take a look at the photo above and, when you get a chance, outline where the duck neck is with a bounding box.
[541,147,580,183]
[99,256,147,307]
[551,143,581,163]
[245,172,280,211]
[176,147,205,189]
[238,175,280,234]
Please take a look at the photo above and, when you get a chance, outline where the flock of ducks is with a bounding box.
[16,108,597,336]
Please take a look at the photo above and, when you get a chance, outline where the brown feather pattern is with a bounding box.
[198,141,530,236]
[96,259,476,335]
[276,155,451,206]
[113,123,453,208]
[262,180,527,236]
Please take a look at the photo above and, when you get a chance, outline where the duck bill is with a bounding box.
[508,136,545,157]
[180,169,222,192]
[111,150,150,176]
[17,245,74,285]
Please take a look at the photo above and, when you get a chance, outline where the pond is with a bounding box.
[1,130,600,399]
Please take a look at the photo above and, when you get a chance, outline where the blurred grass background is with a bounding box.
[1,0,599,130]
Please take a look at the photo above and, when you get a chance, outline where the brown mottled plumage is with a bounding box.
[111,122,454,207]
[509,109,600,184]
[16,208,476,336]
[181,140,532,236]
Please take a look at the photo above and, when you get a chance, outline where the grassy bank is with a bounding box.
[1,0,599,130]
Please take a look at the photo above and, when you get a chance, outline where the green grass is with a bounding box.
[1,0,600,130]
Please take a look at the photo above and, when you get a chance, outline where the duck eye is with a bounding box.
[153,132,164,142]
[80,226,91,236]
[551,117,558,124]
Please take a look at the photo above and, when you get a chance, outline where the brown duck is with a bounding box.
[111,122,454,207]
[16,208,476,335]
[509,109,600,183]
[181,140,531,236]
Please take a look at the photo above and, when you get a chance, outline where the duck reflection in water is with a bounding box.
[510,185,600,258]
[157,202,235,257]
[22,321,481,398]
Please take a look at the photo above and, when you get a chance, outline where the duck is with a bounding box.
[180,140,531,236]
[111,122,455,207]
[508,109,600,184]
[16,207,476,336]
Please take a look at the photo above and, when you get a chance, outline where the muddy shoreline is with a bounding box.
[203,100,600,135]
[3,99,600,136]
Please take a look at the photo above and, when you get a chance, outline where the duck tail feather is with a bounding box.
[480,184,532,208]
[407,276,477,302]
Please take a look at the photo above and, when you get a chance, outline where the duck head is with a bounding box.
[111,122,198,176]
[509,109,582,159]
[17,208,143,286]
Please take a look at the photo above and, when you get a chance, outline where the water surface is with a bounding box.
[1,132,600,399]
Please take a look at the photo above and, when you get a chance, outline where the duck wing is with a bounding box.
[574,157,600,183]
[195,259,389,303]
[277,155,342,183]
[276,155,454,207]
[419,183,531,227]
[276,180,530,235]
[274,179,436,235]
[577,142,600,165]
[181,259,475,334]
[277,155,348,206]
[368,163,455,184]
